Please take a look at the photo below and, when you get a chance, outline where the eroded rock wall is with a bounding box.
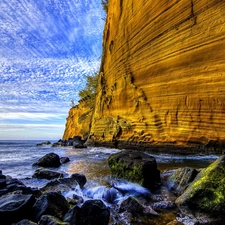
[88,0,225,153]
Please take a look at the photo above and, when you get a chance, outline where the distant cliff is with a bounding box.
[64,0,225,154]
[63,96,93,141]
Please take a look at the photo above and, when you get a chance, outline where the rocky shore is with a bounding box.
[0,149,225,225]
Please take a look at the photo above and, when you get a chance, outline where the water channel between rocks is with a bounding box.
[23,146,219,225]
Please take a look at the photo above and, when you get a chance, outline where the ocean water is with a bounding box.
[0,140,219,188]
[0,140,221,224]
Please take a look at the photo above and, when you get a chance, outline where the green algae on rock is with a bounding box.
[175,155,225,220]
[108,150,160,190]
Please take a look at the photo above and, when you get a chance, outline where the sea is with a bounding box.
[0,140,221,224]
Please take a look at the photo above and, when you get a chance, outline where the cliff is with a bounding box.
[63,96,93,141]
[87,0,225,153]
[64,0,225,154]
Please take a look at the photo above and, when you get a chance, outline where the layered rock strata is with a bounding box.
[86,0,225,153]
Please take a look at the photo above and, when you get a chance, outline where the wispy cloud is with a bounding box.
[0,0,105,140]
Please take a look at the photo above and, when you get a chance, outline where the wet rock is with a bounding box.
[36,141,51,146]
[0,194,36,225]
[175,155,225,222]
[0,173,6,189]
[60,157,70,164]
[167,167,199,196]
[12,219,38,225]
[32,169,64,180]
[40,174,85,193]
[39,215,69,225]
[0,176,41,197]
[119,196,145,216]
[33,153,61,168]
[70,173,87,188]
[166,220,185,225]
[152,201,176,212]
[64,199,110,225]
[33,192,70,221]
[73,136,87,148]
[108,150,160,189]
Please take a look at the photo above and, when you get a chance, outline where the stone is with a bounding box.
[175,155,225,221]
[0,194,36,225]
[32,169,63,180]
[108,150,160,189]
[60,157,70,164]
[12,219,37,225]
[167,167,199,196]
[33,192,70,221]
[36,141,51,146]
[119,196,145,216]
[63,200,110,225]
[38,215,69,225]
[33,153,61,168]
[40,174,85,193]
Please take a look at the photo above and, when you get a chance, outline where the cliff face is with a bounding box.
[87,0,225,153]
[63,97,93,141]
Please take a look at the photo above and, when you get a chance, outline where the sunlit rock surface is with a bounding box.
[63,97,93,140]
[87,0,225,153]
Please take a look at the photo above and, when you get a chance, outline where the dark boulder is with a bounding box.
[36,141,51,146]
[40,174,86,193]
[12,219,37,225]
[63,200,110,225]
[167,167,199,196]
[73,136,87,148]
[32,169,64,180]
[0,176,41,198]
[119,196,145,216]
[0,194,36,225]
[60,157,70,164]
[33,192,70,221]
[38,215,69,225]
[108,150,160,189]
[33,153,61,168]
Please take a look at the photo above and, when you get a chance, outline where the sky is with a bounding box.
[0,0,105,140]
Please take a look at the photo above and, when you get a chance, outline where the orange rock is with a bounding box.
[87,0,225,153]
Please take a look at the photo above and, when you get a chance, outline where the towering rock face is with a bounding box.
[88,0,225,153]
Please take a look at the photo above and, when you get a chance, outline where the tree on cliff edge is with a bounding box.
[79,72,98,100]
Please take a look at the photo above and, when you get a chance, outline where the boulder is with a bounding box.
[63,200,110,225]
[175,155,225,222]
[119,196,145,216]
[60,157,70,164]
[32,192,70,221]
[39,215,69,225]
[33,153,61,168]
[167,167,199,196]
[0,176,41,198]
[108,150,160,189]
[12,219,37,225]
[32,169,63,180]
[0,194,36,225]
[73,136,87,148]
[36,141,51,146]
[40,174,86,193]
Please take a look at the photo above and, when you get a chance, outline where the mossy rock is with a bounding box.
[167,167,199,196]
[108,150,160,189]
[175,155,225,219]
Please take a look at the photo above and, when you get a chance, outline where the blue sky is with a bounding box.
[0,0,105,140]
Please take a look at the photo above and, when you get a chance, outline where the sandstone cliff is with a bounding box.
[86,0,225,153]
[63,96,93,140]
